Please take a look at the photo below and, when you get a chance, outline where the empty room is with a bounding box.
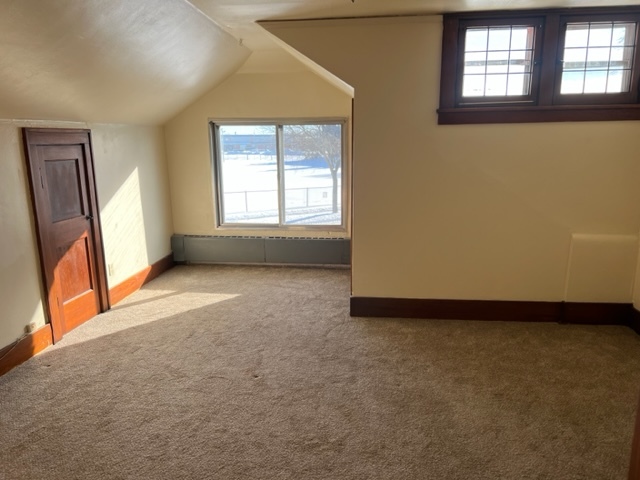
[1,1,640,478]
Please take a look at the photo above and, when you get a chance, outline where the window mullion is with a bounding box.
[213,123,226,225]
[439,16,460,110]
[538,13,560,105]
[276,124,285,226]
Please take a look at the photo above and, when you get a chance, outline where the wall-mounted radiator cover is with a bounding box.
[171,235,350,266]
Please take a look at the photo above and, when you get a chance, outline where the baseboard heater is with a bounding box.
[171,235,350,266]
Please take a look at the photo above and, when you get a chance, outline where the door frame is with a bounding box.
[22,128,110,342]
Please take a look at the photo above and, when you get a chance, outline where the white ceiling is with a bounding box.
[0,0,249,124]
[1,0,639,124]
[191,0,640,49]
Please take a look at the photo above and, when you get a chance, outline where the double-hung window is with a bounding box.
[439,7,640,124]
[457,18,544,105]
[211,120,346,229]
[555,18,638,102]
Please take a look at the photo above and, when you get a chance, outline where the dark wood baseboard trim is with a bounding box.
[0,324,53,376]
[350,297,636,329]
[629,308,640,336]
[562,302,633,326]
[630,392,640,480]
[350,297,559,322]
[109,254,174,306]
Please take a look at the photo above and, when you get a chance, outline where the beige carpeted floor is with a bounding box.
[1,265,640,480]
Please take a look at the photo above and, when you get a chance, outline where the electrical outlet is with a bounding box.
[25,322,37,334]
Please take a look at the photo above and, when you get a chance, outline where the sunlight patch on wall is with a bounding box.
[101,167,148,286]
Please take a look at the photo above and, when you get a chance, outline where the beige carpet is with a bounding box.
[1,265,640,480]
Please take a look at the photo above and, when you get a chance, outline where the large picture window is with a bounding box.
[439,7,640,124]
[212,121,346,229]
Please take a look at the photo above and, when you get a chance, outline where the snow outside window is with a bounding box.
[213,122,345,229]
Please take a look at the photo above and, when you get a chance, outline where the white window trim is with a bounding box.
[210,118,349,232]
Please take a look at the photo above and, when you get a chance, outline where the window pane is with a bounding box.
[462,74,486,96]
[506,73,528,95]
[613,23,635,45]
[565,24,589,47]
[586,46,611,65]
[487,50,509,73]
[485,74,507,95]
[561,71,585,93]
[218,125,279,224]
[560,21,637,94]
[282,124,342,226]
[510,27,534,50]
[488,27,511,51]
[609,46,634,69]
[606,69,625,92]
[462,25,535,97]
[465,28,488,51]
[583,70,608,93]
[464,51,487,74]
[508,49,533,73]
[588,23,613,46]
[564,47,587,67]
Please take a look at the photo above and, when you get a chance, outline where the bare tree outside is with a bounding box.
[283,124,342,214]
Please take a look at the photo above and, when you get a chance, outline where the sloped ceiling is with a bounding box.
[0,0,249,125]
[2,0,640,125]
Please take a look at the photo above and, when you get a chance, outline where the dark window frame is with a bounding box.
[454,17,545,107]
[438,7,640,124]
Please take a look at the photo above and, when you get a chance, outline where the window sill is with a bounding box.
[437,104,640,125]
[216,224,347,233]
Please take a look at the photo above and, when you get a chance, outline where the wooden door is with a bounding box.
[23,129,109,342]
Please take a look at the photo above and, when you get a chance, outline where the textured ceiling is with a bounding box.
[2,0,639,124]
[0,0,249,124]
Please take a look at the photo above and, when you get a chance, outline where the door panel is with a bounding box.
[57,235,95,301]
[23,129,108,342]
[62,287,100,332]
[45,156,84,223]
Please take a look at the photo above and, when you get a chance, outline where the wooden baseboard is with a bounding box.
[631,392,640,480]
[350,297,635,328]
[0,324,53,376]
[562,302,633,326]
[109,254,174,306]
[0,255,174,377]
[629,308,640,336]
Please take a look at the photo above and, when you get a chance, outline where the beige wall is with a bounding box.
[164,70,352,238]
[634,241,640,308]
[0,121,48,348]
[0,120,173,349]
[91,124,173,286]
[266,16,640,301]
